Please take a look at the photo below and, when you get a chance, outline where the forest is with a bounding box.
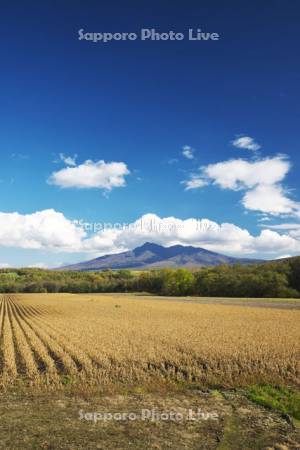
[0,257,299,298]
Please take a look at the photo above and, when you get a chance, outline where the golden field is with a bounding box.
[0,293,299,388]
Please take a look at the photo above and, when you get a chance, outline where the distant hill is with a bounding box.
[60,242,263,271]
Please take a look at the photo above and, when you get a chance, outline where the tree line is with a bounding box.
[0,257,299,297]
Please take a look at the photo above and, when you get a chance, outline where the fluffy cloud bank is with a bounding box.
[49,159,130,191]
[183,155,300,217]
[83,214,300,257]
[0,210,300,259]
[0,209,85,251]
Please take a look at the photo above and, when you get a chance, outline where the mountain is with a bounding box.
[59,242,263,271]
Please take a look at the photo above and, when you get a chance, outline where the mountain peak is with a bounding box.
[135,242,163,251]
[133,242,165,257]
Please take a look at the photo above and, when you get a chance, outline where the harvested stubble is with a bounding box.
[0,294,299,388]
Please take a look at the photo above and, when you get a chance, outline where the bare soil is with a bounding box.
[0,388,299,449]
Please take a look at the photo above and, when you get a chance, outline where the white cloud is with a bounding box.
[232,136,261,151]
[0,209,86,251]
[243,184,300,216]
[59,153,77,166]
[183,176,208,190]
[259,222,300,240]
[85,214,254,255]
[250,228,300,254]
[183,155,300,217]
[258,216,272,222]
[203,157,290,190]
[275,254,292,260]
[27,262,50,269]
[182,146,195,159]
[0,263,11,269]
[83,213,300,258]
[261,223,300,231]
[48,160,130,191]
[1,210,300,260]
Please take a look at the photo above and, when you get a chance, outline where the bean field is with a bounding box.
[0,294,299,388]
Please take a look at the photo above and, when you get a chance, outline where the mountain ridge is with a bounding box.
[60,242,263,271]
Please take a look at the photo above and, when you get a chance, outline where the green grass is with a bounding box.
[247,385,300,420]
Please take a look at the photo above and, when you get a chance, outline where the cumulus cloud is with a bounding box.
[59,153,77,166]
[84,214,255,256]
[48,160,130,191]
[203,157,290,190]
[182,146,195,159]
[0,210,300,259]
[264,224,300,240]
[0,209,86,251]
[183,155,300,217]
[87,213,300,257]
[243,184,300,216]
[249,228,300,255]
[232,135,261,151]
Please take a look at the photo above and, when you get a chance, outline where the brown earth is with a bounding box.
[0,388,299,450]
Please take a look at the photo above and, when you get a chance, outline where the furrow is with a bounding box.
[12,301,79,376]
[0,297,4,373]
[17,304,97,375]
[2,297,17,379]
[6,299,39,378]
[6,298,59,379]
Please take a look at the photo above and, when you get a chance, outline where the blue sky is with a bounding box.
[1,0,300,267]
